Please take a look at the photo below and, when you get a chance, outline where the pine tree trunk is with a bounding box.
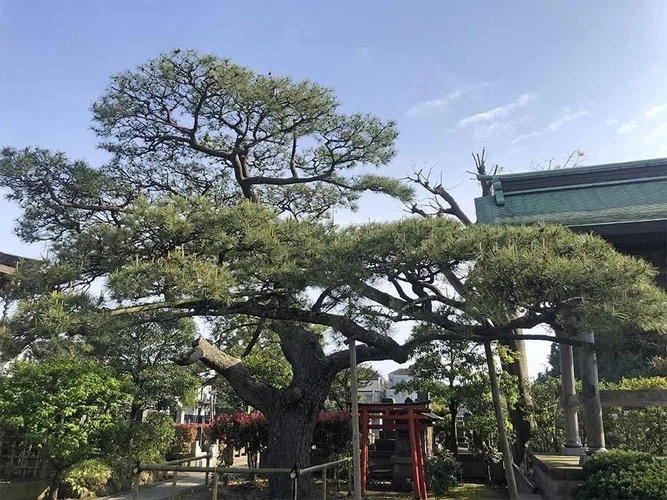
[500,335,536,463]
[262,397,323,499]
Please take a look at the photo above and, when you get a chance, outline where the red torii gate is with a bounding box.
[358,402,431,500]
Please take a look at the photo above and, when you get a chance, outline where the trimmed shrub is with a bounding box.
[313,411,351,458]
[425,451,462,497]
[171,424,197,455]
[207,411,353,462]
[208,411,268,457]
[62,458,113,498]
[574,450,667,500]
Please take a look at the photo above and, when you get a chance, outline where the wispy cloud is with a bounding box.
[644,122,667,143]
[406,83,491,117]
[511,108,589,145]
[511,130,543,145]
[645,104,667,118]
[458,93,537,128]
[616,120,638,135]
[470,116,530,139]
[606,119,618,125]
[548,110,589,131]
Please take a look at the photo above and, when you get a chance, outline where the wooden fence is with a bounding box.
[0,434,48,480]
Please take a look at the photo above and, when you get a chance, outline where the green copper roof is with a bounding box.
[474,158,667,227]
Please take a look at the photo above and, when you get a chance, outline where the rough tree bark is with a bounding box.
[500,333,536,463]
[174,322,390,499]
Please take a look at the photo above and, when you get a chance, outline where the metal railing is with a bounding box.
[132,454,353,500]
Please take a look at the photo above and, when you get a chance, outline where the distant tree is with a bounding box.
[327,364,382,410]
[530,149,586,171]
[0,358,132,500]
[394,328,486,455]
[543,328,667,382]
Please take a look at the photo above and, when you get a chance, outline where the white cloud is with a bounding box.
[406,83,491,117]
[510,108,589,145]
[605,119,618,125]
[511,130,542,145]
[471,116,530,139]
[616,120,638,135]
[645,104,667,118]
[643,122,667,143]
[547,110,589,131]
[458,93,537,128]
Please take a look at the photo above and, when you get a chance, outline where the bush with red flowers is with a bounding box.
[207,411,351,460]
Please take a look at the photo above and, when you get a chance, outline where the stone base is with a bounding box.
[560,445,587,456]
[528,452,586,500]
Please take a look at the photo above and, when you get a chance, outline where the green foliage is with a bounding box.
[62,459,113,498]
[424,451,463,497]
[327,364,381,410]
[545,330,667,383]
[530,376,667,455]
[0,358,132,469]
[129,413,177,464]
[602,377,667,456]
[96,413,176,491]
[88,320,201,414]
[395,330,487,453]
[574,450,667,500]
[529,376,571,453]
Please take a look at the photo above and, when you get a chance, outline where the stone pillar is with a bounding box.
[559,342,585,455]
[578,332,606,452]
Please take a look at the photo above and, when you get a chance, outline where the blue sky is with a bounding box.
[1,0,667,377]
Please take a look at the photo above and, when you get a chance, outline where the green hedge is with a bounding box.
[574,450,667,500]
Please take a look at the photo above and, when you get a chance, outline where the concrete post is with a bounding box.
[559,342,585,455]
[578,332,606,452]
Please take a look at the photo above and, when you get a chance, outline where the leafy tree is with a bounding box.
[0,358,132,500]
[545,329,667,382]
[394,329,486,455]
[406,150,537,464]
[88,321,201,418]
[601,377,667,456]
[327,364,381,410]
[1,52,666,498]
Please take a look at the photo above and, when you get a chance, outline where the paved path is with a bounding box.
[104,472,208,500]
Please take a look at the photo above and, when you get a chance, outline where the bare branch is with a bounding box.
[174,337,276,410]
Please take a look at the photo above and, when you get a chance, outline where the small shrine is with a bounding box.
[359,400,442,500]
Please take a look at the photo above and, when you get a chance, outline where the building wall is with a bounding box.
[386,371,418,403]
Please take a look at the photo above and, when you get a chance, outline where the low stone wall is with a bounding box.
[528,453,585,500]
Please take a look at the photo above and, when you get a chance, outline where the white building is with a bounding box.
[385,368,419,403]
[358,374,387,403]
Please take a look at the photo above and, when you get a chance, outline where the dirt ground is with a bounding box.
[177,480,501,499]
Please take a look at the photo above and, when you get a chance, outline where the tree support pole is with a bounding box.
[484,340,519,500]
[558,336,585,456]
[349,339,362,500]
